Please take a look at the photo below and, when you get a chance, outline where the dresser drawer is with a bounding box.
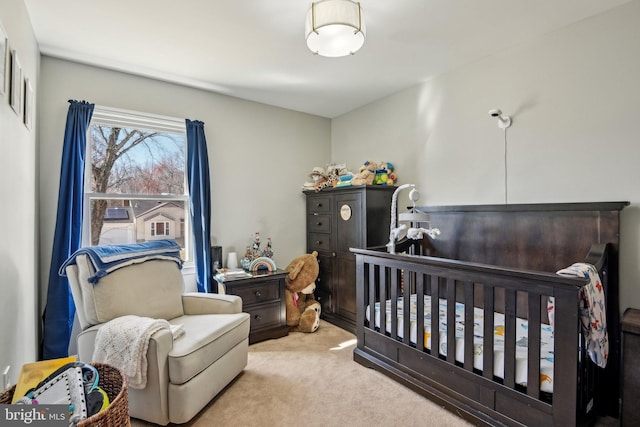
[247,301,282,330]
[307,195,331,214]
[308,232,332,253]
[230,281,279,305]
[307,214,331,233]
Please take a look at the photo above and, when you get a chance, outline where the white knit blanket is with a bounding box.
[93,315,171,389]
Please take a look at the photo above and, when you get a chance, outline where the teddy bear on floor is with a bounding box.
[284,251,321,333]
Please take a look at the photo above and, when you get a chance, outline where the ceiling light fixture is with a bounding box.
[305,0,365,57]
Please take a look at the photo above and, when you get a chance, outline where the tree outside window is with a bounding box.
[85,108,189,260]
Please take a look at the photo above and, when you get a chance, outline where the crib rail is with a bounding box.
[353,248,596,426]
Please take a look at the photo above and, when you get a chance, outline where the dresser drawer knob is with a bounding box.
[316,240,322,245]
[254,314,262,321]
[316,221,322,226]
[254,291,262,298]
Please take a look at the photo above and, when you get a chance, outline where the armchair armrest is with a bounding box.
[182,292,243,315]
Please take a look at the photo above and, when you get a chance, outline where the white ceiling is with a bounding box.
[23,0,630,118]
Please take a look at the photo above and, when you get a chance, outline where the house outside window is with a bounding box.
[84,106,190,261]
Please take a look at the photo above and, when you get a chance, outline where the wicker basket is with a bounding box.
[0,362,130,427]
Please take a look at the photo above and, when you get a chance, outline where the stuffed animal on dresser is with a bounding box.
[284,251,321,333]
[351,160,377,185]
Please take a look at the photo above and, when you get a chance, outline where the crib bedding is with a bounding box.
[367,294,556,393]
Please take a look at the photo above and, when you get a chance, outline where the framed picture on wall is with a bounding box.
[10,49,21,115]
[0,22,7,96]
[24,77,33,130]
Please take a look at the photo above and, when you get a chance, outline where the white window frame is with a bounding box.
[83,105,192,263]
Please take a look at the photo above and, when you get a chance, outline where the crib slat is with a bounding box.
[504,288,517,388]
[483,285,495,380]
[390,267,398,340]
[527,292,541,398]
[431,275,440,356]
[368,263,375,333]
[379,266,386,337]
[403,269,411,345]
[446,278,456,364]
[416,273,425,351]
[464,281,474,371]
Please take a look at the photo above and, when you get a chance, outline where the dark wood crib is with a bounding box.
[352,202,627,426]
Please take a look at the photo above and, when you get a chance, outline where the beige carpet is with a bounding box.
[131,321,472,426]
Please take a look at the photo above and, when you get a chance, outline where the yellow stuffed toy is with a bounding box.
[284,251,321,333]
[374,162,396,186]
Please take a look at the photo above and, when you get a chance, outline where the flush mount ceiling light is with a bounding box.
[305,0,366,57]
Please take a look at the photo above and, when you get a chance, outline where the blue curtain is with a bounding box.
[42,100,94,359]
[186,119,213,293]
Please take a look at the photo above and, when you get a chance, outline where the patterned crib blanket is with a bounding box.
[368,295,556,393]
[555,263,608,368]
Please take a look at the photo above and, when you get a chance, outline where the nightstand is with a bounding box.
[215,269,289,344]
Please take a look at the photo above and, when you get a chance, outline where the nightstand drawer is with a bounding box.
[247,302,282,329]
[309,232,332,252]
[307,214,331,233]
[232,281,279,305]
[307,195,331,214]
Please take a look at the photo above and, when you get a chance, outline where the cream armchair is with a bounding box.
[66,254,250,425]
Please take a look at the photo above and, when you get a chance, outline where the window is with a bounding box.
[151,221,170,237]
[84,106,190,261]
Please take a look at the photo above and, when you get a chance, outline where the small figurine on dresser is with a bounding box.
[261,238,274,258]
[241,232,276,272]
[251,232,261,258]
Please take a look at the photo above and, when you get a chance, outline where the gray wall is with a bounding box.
[0,0,40,386]
[332,1,640,313]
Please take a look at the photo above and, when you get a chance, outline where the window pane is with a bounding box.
[90,198,186,260]
[85,107,190,263]
[90,125,185,195]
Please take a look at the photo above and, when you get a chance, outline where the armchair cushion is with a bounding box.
[71,255,185,326]
[168,313,249,384]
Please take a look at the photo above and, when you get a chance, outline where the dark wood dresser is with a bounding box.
[216,270,289,344]
[304,185,395,333]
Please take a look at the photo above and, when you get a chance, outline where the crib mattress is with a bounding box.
[367,295,555,393]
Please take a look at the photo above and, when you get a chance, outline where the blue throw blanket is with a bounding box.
[59,239,183,284]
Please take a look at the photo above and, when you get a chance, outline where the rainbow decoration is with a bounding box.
[249,257,277,273]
